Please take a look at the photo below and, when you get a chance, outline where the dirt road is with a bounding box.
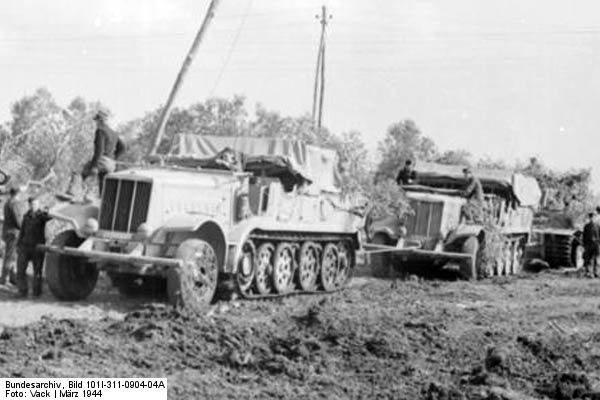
[1,270,600,399]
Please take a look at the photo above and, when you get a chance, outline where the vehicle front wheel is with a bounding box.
[167,239,219,311]
[45,230,99,301]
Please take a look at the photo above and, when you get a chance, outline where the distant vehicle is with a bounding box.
[40,135,361,309]
[365,162,542,279]
[529,190,583,269]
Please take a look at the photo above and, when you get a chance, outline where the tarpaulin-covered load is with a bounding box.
[413,161,541,207]
[166,134,340,192]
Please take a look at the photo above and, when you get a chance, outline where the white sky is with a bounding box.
[1,0,599,188]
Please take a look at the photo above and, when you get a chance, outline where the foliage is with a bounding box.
[0,88,107,190]
[434,149,472,166]
[519,157,594,225]
[374,119,437,182]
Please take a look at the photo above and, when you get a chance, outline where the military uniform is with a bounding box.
[462,176,485,223]
[582,219,600,277]
[1,197,21,284]
[396,166,417,186]
[464,176,484,202]
[82,121,125,194]
[16,209,51,296]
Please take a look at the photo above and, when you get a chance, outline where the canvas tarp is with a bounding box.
[414,161,541,207]
[167,134,340,191]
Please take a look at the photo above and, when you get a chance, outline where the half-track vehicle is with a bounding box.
[40,135,361,309]
[366,162,542,279]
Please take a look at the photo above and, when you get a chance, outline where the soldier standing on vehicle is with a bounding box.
[1,186,21,286]
[16,196,52,297]
[461,167,485,222]
[63,110,126,199]
[582,212,600,278]
[396,160,417,186]
[462,167,484,202]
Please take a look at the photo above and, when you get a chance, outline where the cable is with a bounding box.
[209,0,253,96]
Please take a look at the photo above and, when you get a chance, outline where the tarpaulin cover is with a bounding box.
[414,162,541,206]
[168,134,340,191]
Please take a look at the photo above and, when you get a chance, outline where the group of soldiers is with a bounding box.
[0,111,125,298]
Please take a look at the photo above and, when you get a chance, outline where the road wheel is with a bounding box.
[254,243,274,295]
[298,242,320,291]
[273,242,295,294]
[167,239,219,311]
[544,233,581,268]
[371,233,393,279]
[320,243,339,291]
[335,241,355,288]
[46,230,99,301]
[236,240,255,296]
[459,236,480,280]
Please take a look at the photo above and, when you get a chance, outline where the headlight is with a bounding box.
[136,222,153,240]
[82,218,99,235]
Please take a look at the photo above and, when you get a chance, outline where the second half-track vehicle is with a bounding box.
[366,162,542,279]
[40,135,361,309]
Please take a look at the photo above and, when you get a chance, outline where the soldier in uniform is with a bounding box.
[462,167,484,202]
[16,196,52,297]
[1,186,21,285]
[461,167,485,222]
[63,110,126,200]
[582,212,600,278]
[396,160,417,186]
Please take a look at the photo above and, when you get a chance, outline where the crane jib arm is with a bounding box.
[148,0,221,157]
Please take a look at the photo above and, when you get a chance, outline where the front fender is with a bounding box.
[445,224,484,247]
[50,202,99,233]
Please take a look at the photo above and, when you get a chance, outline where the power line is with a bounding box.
[209,0,253,96]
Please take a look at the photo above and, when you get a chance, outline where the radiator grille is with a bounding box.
[99,178,152,233]
[406,200,443,237]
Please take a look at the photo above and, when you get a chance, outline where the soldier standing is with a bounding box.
[63,110,125,199]
[461,167,485,222]
[582,212,600,278]
[16,196,51,297]
[1,186,21,285]
[462,167,484,202]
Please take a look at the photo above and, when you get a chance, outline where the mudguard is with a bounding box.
[444,224,484,248]
[157,214,224,233]
[50,201,99,233]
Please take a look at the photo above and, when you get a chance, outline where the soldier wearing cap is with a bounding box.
[396,160,417,186]
[16,196,51,297]
[462,167,484,202]
[461,167,485,222]
[1,186,22,285]
[64,110,125,199]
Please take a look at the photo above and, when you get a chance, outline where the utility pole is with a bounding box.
[311,5,331,131]
[148,0,220,157]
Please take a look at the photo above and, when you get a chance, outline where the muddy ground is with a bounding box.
[1,269,600,399]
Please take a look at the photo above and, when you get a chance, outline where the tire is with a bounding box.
[45,230,99,301]
[544,233,581,268]
[459,236,479,280]
[320,243,339,292]
[371,233,393,279]
[167,239,219,311]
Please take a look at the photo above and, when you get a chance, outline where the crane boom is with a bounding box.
[148,0,220,156]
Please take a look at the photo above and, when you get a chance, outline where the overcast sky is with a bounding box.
[1,0,599,188]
